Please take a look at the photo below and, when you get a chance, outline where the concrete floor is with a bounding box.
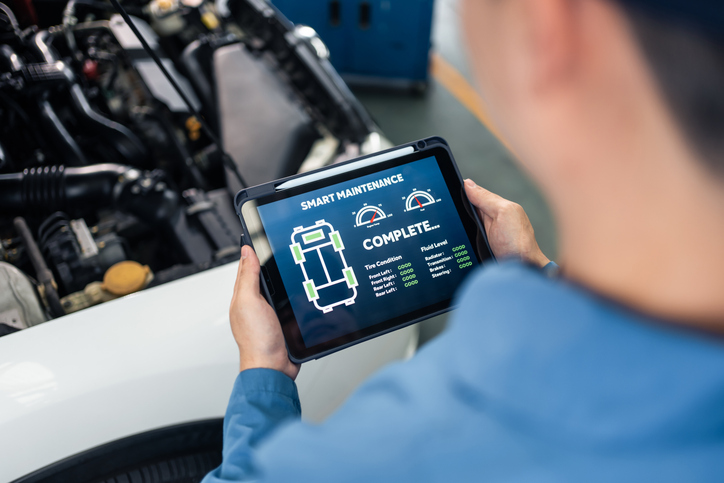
[352,0,557,344]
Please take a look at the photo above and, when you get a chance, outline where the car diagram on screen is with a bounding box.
[404,190,440,212]
[290,220,359,313]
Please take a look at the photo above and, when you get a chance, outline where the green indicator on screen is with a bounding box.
[453,245,471,269]
[397,262,417,288]
[344,268,356,287]
[293,245,303,261]
[303,230,324,243]
[332,233,342,249]
[304,281,317,300]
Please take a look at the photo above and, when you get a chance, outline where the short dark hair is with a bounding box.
[623,6,724,172]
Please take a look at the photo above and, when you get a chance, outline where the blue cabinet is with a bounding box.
[271,0,434,87]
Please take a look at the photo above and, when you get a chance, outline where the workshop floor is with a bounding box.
[352,0,557,344]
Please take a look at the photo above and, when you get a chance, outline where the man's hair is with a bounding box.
[623,6,724,172]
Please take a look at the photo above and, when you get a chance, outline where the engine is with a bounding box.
[0,0,380,334]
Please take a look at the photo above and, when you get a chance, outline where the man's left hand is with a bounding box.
[230,245,300,379]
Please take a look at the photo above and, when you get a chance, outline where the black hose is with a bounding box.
[0,163,182,226]
[30,31,147,165]
[69,84,147,164]
[39,100,88,166]
[0,2,21,37]
[0,164,135,216]
[13,217,65,318]
[0,40,83,165]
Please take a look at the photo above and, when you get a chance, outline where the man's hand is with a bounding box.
[464,179,550,268]
[230,245,300,380]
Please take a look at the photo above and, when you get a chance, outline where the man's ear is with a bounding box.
[521,0,581,95]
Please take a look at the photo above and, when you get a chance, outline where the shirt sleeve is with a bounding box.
[226,329,471,482]
[202,368,302,482]
[201,336,459,482]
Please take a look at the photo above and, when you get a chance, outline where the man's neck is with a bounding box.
[556,142,724,329]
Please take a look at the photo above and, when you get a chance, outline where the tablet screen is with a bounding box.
[256,155,479,349]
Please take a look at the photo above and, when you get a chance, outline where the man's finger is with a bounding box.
[464,179,506,217]
[233,248,245,294]
[238,245,261,296]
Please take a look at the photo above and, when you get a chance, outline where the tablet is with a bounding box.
[235,137,494,362]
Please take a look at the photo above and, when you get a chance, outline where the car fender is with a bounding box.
[0,262,417,482]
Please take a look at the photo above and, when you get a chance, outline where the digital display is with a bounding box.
[257,156,478,348]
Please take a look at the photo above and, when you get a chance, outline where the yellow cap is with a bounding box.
[201,11,219,31]
[102,261,150,296]
[157,0,173,11]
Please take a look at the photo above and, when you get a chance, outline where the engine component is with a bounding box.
[69,83,148,164]
[0,164,135,216]
[38,213,127,295]
[214,43,319,191]
[12,217,65,317]
[105,6,246,187]
[35,31,147,164]
[0,164,180,219]
[59,260,153,314]
[38,99,89,167]
[167,188,240,264]
[0,164,132,213]
[108,14,201,114]
[101,260,151,296]
[227,0,376,143]
[148,0,185,36]
[0,140,7,171]
[0,0,379,322]
[59,281,117,315]
[179,37,226,128]
[0,261,47,333]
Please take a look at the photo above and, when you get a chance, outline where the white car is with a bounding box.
[0,262,418,483]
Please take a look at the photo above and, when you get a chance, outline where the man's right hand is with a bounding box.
[464,179,551,268]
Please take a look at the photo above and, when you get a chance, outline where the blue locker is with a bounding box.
[271,0,434,87]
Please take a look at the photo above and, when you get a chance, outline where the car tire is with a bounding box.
[97,450,220,483]
[13,420,222,483]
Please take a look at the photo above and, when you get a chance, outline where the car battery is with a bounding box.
[270,0,435,90]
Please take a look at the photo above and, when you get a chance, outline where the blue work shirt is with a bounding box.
[203,262,724,482]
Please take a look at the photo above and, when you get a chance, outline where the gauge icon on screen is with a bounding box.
[404,190,438,212]
[354,204,388,227]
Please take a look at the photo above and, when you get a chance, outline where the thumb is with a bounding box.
[238,245,261,295]
[464,179,505,218]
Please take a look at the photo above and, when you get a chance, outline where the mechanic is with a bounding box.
[204,0,724,480]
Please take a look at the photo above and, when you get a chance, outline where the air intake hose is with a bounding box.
[0,164,134,216]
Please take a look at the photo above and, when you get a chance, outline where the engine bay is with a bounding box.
[0,0,381,333]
